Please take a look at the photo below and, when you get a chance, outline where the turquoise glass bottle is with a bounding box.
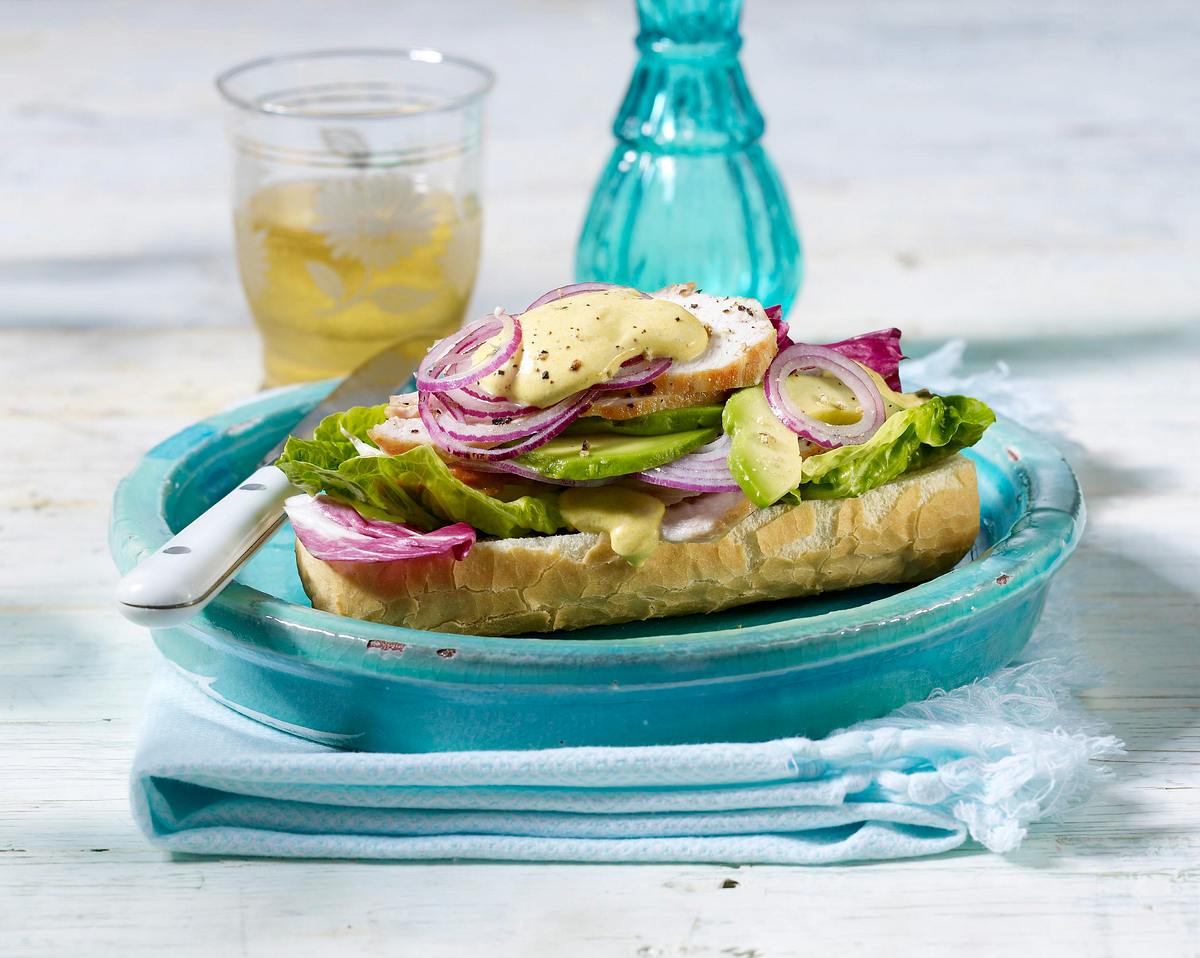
[576,0,802,312]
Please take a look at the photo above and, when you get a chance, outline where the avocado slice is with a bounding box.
[514,426,719,481]
[564,404,724,437]
[723,386,804,508]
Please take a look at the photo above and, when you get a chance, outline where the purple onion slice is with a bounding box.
[763,343,886,448]
[439,386,539,419]
[419,390,595,461]
[429,390,596,444]
[524,282,648,313]
[635,434,742,494]
[416,311,521,393]
[595,356,674,392]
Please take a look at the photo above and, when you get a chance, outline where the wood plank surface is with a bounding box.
[2,0,1198,954]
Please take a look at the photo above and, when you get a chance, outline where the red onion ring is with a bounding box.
[439,386,539,419]
[412,284,680,461]
[429,390,596,444]
[763,343,886,448]
[419,390,595,461]
[416,311,520,393]
[524,282,648,312]
[595,356,673,392]
[458,384,510,402]
[636,435,742,494]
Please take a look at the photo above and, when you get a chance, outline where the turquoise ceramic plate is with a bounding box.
[110,382,1084,751]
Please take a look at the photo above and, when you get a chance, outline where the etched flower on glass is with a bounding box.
[313,173,435,269]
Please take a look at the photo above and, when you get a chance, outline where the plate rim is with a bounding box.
[110,380,1085,675]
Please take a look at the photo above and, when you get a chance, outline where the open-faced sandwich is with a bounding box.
[277,282,995,636]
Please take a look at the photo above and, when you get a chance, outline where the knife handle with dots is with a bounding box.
[116,465,295,629]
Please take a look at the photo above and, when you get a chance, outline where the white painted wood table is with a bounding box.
[2,1,1198,955]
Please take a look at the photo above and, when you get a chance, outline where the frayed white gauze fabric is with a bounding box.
[130,347,1121,863]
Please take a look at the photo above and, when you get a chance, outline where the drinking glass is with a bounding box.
[217,49,493,387]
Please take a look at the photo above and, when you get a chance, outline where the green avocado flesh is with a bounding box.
[564,404,724,436]
[514,426,720,481]
[723,386,804,508]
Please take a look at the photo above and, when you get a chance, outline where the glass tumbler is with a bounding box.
[217,49,494,387]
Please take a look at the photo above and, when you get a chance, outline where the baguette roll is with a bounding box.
[296,455,979,637]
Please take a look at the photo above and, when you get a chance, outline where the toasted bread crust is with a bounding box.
[296,455,980,637]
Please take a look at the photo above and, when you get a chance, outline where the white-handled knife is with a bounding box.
[116,342,418,628]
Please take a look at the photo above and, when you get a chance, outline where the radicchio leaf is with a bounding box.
[822,328,906,391]
[285,494,475,564]
[765,304,790,351]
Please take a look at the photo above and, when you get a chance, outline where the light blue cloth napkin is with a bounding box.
[129,347,1121,863]
[130,597,1119,863]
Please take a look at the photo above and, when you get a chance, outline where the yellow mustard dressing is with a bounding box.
[782,365,926,424]
[558,487,666,566]
[474,288,708,408]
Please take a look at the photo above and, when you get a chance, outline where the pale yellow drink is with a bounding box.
[235,175,481,387]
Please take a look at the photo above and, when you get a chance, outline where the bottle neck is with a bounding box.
[615,0,761,154]
[636,0,744,42]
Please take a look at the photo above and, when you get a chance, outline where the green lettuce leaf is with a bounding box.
[311,403,392,445]
[276,406,566,537]
[793,395,995,500]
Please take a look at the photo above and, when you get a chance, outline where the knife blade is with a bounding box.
[257,338,421,467]
[116,339,420,628]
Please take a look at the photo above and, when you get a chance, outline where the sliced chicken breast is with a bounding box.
[389,284,777,423]
[589,283,778,419]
